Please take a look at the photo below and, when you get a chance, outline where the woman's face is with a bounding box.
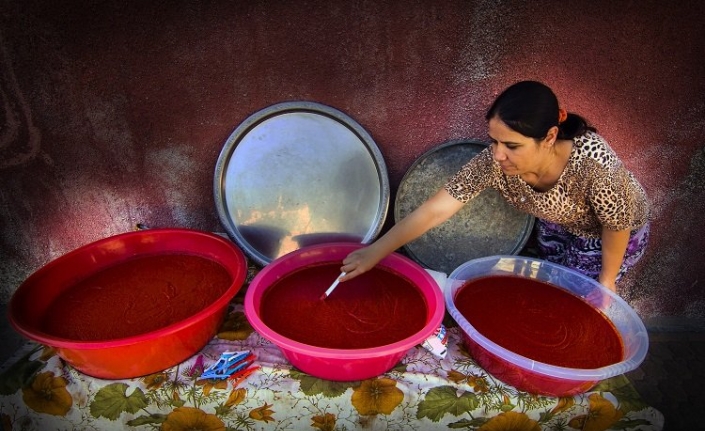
[487,116,548,175]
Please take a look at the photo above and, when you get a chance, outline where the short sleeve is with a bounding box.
[444,148,498,203]
[589,164,648,231]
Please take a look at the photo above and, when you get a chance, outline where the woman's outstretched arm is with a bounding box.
[339,188,464,281]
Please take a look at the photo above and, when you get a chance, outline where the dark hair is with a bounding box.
[485,80,595,140]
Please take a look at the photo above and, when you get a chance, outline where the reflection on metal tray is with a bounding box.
[214,101,390,266]
[394,139,534,274]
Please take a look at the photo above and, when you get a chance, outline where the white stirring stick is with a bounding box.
[320,271,346,300]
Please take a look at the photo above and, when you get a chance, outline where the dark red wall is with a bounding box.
[1,0,704,326]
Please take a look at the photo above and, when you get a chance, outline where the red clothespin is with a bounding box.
[229,365,260,388]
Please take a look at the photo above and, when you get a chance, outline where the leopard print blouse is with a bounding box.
[444,131,650,239]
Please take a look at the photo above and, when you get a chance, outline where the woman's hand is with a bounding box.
[597,273,617,294]
[588,272,617,310]
[339,245,386,282]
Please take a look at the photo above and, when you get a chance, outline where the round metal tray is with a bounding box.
[394,139,534,274]
[214,102,390,266]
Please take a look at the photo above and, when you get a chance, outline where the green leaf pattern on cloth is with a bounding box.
[290,370,357,397]
[90,383,149,420]
[417,385,479,421]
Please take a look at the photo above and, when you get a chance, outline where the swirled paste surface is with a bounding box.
[454,275,623,368]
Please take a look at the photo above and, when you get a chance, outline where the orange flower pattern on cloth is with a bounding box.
[551,396,576,415]
[38,346,56,361]
[478,411,541,431]
[224,388,247,407]
[568,393,624,431]
[161,406,225,431]
[196,378,228,397]
[249,402,275,423]
[142,372,170,390]
[447,369,490,393]
[351,378,404,415]
[311,412,337,431]
[21,371,72,416]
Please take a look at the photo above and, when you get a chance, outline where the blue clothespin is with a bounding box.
[201,351,252,379]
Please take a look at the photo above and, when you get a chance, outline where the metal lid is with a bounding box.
[394,139,534,274]
[214,101,390,266]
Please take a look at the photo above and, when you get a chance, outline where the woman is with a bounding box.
[340,80,650,294]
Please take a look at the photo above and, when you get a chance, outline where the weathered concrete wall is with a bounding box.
[1,0,704,326]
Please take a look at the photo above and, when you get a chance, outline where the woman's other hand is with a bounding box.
[598,274,617,294]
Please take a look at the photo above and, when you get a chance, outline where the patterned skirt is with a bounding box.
[535,220,650,281]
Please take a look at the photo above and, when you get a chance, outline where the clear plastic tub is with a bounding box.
[445,255,649,396]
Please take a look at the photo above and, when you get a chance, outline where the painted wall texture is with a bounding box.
[1,0,704,326]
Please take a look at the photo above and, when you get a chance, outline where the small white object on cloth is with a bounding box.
[421,324,449,358]
[421,269,449,358]
[424,269,448,293]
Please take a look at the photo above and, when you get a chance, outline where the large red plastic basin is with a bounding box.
[9,228,247,379]
[245,243,445,381]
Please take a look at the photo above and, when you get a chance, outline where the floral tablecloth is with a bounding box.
[0,306,665,431]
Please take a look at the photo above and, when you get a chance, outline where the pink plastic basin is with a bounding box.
[244,242,445,381]
[9,228,247,379]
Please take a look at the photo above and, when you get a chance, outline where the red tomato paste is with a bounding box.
[454,275,623,368]
[259,263,427,349]
[42,254,232,341]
